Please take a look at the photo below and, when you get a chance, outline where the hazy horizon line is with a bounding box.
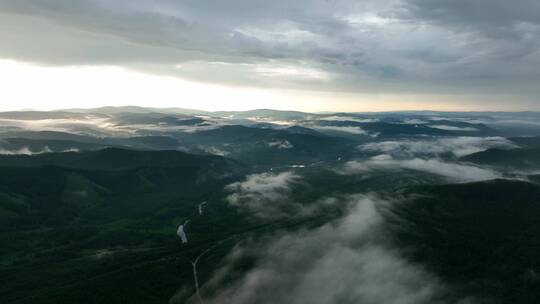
[2,105,540,115]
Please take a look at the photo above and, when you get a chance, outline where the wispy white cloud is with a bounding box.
[267,140,294,149]
[226,172,302,218]
[320,116,379,123]
[0,116,130,137]
[200,146,230,156]
[313,125,368,135]
[402,118,429,124]
[197,195,454,304]
[343,155,500,182]
[0,146,52,155]
[359,137,516,158]
[430,125,478,132]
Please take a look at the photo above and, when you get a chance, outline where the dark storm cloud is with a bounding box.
[398,0,540,90]
[1,0,539,100]
[402,0,540,39]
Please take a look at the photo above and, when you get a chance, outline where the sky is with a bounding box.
[0,0,539,112]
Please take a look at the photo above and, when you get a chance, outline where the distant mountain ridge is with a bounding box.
[0,147,234,171]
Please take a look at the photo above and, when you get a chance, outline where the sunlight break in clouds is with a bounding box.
[0,59,532,113]
[0,60,344,113]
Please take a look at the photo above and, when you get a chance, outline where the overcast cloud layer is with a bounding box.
[1,0,539,107]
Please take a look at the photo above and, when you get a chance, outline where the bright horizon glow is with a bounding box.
[0,59,531,113]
